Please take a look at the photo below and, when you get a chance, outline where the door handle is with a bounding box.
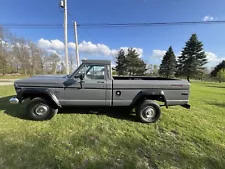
[97,81,105,83]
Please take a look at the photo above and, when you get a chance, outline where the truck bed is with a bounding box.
[112,76,179,80]
[111,77,190,107]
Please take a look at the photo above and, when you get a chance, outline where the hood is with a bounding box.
[30,74,67,78]
[15,74,68,88]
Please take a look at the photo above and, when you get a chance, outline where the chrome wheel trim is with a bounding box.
[34,104,49,116]
[142,106,156,120]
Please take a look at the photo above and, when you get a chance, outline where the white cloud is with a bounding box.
[38,38,64,50]
[69,41,118,57]
[47,49,60,55]
[68,42,75,49]
[151,50,166,59]
[38,38,143,58]
[206,52,225,66]
[79,41,117,57]
[203,15,215,21]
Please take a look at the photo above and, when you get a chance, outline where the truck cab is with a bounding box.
[62,60,113,106]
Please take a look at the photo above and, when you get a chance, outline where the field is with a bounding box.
[0,81,224,169]
[0,75,29,79]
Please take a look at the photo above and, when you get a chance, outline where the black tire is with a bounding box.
[26,97,58,121]
[136,100,161,123]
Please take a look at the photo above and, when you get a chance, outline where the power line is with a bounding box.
[60,8,101,42]
[1,20,225,29]
[79,27,101,42]
[77,20,225,27]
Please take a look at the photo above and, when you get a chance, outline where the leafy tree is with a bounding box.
[216,69,225,83]
[176,34,208,82]
[210,60,225,77]
[197,67,209,81]
[115,49,127,75]
[159,46,177,78]
[112,70,117,76]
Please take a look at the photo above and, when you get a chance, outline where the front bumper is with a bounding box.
[9,97,20,104]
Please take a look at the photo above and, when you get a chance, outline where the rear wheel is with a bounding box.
[26,97,58,121]
[136,100,161,123]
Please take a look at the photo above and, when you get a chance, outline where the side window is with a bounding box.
[86,65,105,80]
[106,64,110,79]
[77,64,90,75]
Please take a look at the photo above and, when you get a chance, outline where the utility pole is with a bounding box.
[74,21,80,67]
[61,0,69,74]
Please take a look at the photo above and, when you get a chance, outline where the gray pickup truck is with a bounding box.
[9,59,190,123]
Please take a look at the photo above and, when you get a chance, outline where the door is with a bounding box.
[63,64,107,106]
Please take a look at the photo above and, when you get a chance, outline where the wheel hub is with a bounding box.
[35,104,49,116]
[144,107,156,119]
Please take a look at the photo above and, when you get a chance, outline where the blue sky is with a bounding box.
[1,0,225,67]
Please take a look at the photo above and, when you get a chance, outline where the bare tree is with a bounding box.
[0,25,66,76]
[68,53,75,73]
[0,27,10,75]
[12,38,30,75]
[28,42,44,75]
[45,53,60,74]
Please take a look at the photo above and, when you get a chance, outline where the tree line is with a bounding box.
[116,33,210,82]
[115,33,225,82]
[0,26,74,76]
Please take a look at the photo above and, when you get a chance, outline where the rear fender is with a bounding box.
[131,89,168,108]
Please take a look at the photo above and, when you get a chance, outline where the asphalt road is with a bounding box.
[0,79,18,86]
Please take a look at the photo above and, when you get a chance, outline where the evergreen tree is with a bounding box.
[176,34,208,82]
[159,46,177,78]
[115,48,146,76]
[126,48,146,75]
[115,49,127,75]
[210,60,225,77]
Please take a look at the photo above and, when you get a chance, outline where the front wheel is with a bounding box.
[136,100,161,123]
[26,97,58,121]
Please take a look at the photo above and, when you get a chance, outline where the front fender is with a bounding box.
[18,88,61,108]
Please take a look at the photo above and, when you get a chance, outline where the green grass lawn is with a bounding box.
[0,75,29,79]
[0,82,224,169]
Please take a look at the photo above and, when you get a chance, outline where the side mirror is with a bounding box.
[63,78,76,87]
[79,74,85,89]
[75,74,84,80]
[80,74,84,80]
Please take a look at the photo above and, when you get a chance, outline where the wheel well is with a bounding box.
[132,95,166,108]
[23,94,59,109]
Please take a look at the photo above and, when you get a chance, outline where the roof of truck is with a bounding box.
[82,59,111,64]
